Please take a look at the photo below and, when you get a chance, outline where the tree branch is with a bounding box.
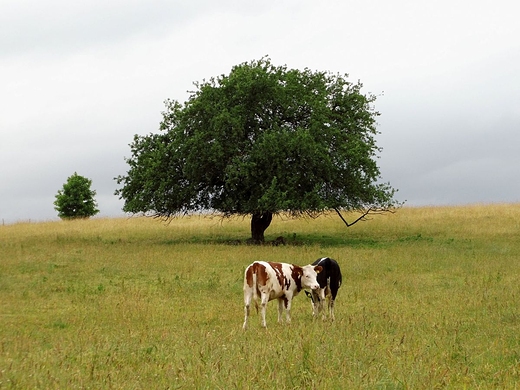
[334,207,395,228]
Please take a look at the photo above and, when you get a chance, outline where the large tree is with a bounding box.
[115,58,400,242]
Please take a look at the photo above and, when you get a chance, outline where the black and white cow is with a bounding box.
[305,257,342,321]
[242,261,323,330]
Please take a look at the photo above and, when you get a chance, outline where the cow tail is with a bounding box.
[252,271,259,314]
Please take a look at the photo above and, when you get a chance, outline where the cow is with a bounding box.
[304,257,342,321]
[242,261,323,330]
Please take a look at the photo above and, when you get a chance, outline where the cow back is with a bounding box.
[312,257,342,294]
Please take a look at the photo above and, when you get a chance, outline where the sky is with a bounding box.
[1,0,519,224]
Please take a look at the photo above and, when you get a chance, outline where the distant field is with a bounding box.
[1,204,520,388]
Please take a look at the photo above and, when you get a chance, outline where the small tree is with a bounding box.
[54,172,99,219]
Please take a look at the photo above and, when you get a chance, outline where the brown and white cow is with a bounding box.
[242,261,323,330]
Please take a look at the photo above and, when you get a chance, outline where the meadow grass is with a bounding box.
[1,204,520,389]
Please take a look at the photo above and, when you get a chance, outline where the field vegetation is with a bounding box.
[1,204,520,388]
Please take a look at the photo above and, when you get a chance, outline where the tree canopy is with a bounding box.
[115,58,400,242]
[55,172,99,220]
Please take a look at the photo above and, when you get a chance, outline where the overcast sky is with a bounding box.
[2,0,519,224]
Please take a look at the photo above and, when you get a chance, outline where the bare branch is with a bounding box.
[334,207,396,228]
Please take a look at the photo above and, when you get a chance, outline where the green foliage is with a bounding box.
[54,172,99,219]
[116,58,399,218]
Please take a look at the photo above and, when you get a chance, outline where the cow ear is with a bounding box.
[314,265,323,274]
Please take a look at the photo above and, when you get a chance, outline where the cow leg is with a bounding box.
[285,299,292,324]
[243,304,250,330]
[243,290,252,330]
[310,291,320,318]
[322,294,330,320]
[260,294,269,328]
[330,298,336,321]
[277,299,285,323]
[329,288,338,321]
[329,283,340,321]
[317,289,326,320]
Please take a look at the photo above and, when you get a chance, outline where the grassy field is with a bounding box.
[1,204,520,389]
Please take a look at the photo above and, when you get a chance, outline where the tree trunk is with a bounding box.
[250,212,273,243]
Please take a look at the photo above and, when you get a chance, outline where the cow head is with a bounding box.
[299,264,322,290]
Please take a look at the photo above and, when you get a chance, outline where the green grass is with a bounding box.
[1,204,520,388]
